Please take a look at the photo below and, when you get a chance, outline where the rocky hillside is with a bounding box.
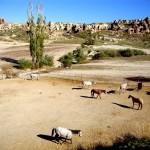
[0,17,150,42]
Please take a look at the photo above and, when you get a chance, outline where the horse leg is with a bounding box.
[96,94,99,99]
[132,102,134,109]
[55,134,60,144]
[99,94,101,99]
[70,138,72,144]
[93,93,95,98]
[137,104,140,110]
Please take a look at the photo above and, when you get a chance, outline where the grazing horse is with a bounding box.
[82,81,96,89]
[91,89,107,99]
[51,127,82,144]
[118,82,128,94]
[30,73,40,80]
[128,95,143,110]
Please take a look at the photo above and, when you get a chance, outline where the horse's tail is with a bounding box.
[51,128,56,137]
[140,98,143,109]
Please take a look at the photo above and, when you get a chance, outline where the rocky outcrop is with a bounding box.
[0,17,150,36]
[0,18,5,24]
[110,17,150,34]
[46,22,110,33]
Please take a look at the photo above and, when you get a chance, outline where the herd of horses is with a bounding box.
[50,80,144,145]
[82,81,143,110]
[0,72,146,145]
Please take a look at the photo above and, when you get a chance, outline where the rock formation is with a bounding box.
[0,17,150,36]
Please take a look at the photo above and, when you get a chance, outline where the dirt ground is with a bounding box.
[0,41,150,150]
[0,77,150,150]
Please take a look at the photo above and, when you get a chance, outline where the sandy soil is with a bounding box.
[0,41,150,150]
[0,77,150,150]
[0,41,79,67]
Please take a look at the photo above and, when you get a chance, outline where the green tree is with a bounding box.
[28,2,46,69]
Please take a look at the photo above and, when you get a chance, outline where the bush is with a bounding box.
[92,49,147,60]
[40,55,54,68]
[73,47,87,63]
[104,50,118,57]
[118,49,133,57]
[84,37,95,45]
[58,52,73,68]
[92,51,106,60]
[18,59,32,69]
[132,49,146,55]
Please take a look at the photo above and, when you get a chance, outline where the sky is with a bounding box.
[0,0,150,24]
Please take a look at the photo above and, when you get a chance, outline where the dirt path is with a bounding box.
[0,77,150,150]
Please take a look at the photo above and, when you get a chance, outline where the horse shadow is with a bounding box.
[37,134,70,144]
[107,90,116,94]
[72,87,82,90]
[126,88,135,91]
[80,95,93,99]
[146,91,150,95]
[0,57,19,64]
[112,102,132,109]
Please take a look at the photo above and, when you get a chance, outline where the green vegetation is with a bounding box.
[18,59,32,69]
[28,2,46,69]
[92,49,147,60]
[59,47,147,67]
[39,55,54,68]
[58,52,73,68]
[16,2,54,70]
[58,46,89,67]
[18,55,53,69]
[73,30,95,45]
[75,134,150,150]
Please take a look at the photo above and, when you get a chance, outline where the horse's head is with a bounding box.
[92,81,96,84]
[78,130,82,137]
[128,95,131,99]
[104,90,107,94]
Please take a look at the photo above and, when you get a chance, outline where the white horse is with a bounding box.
[0,74,6,80]
[82,81,96,89]
[51,127,82,144]
[118,82,128,94]
[30,73,40,80]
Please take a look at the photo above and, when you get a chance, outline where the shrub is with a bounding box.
[132,49,146,55]
[92,49,147,60]
[18,59,32,69]
[58,52,73,68]
[104,50,118,57]
[118,49,133,57]
[40,55,54,68]
[92,51,106,60]
[84,37,95,45]
[73,47,87,63]
[61,58,72,68]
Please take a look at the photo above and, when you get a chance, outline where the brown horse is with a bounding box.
[91,89,107,99]
[128,95,143,110]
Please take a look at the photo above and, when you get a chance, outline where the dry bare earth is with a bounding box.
[0,77,150,150]
[0,41,150,81]
[0,41,79,67]
[0,41,150,149]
